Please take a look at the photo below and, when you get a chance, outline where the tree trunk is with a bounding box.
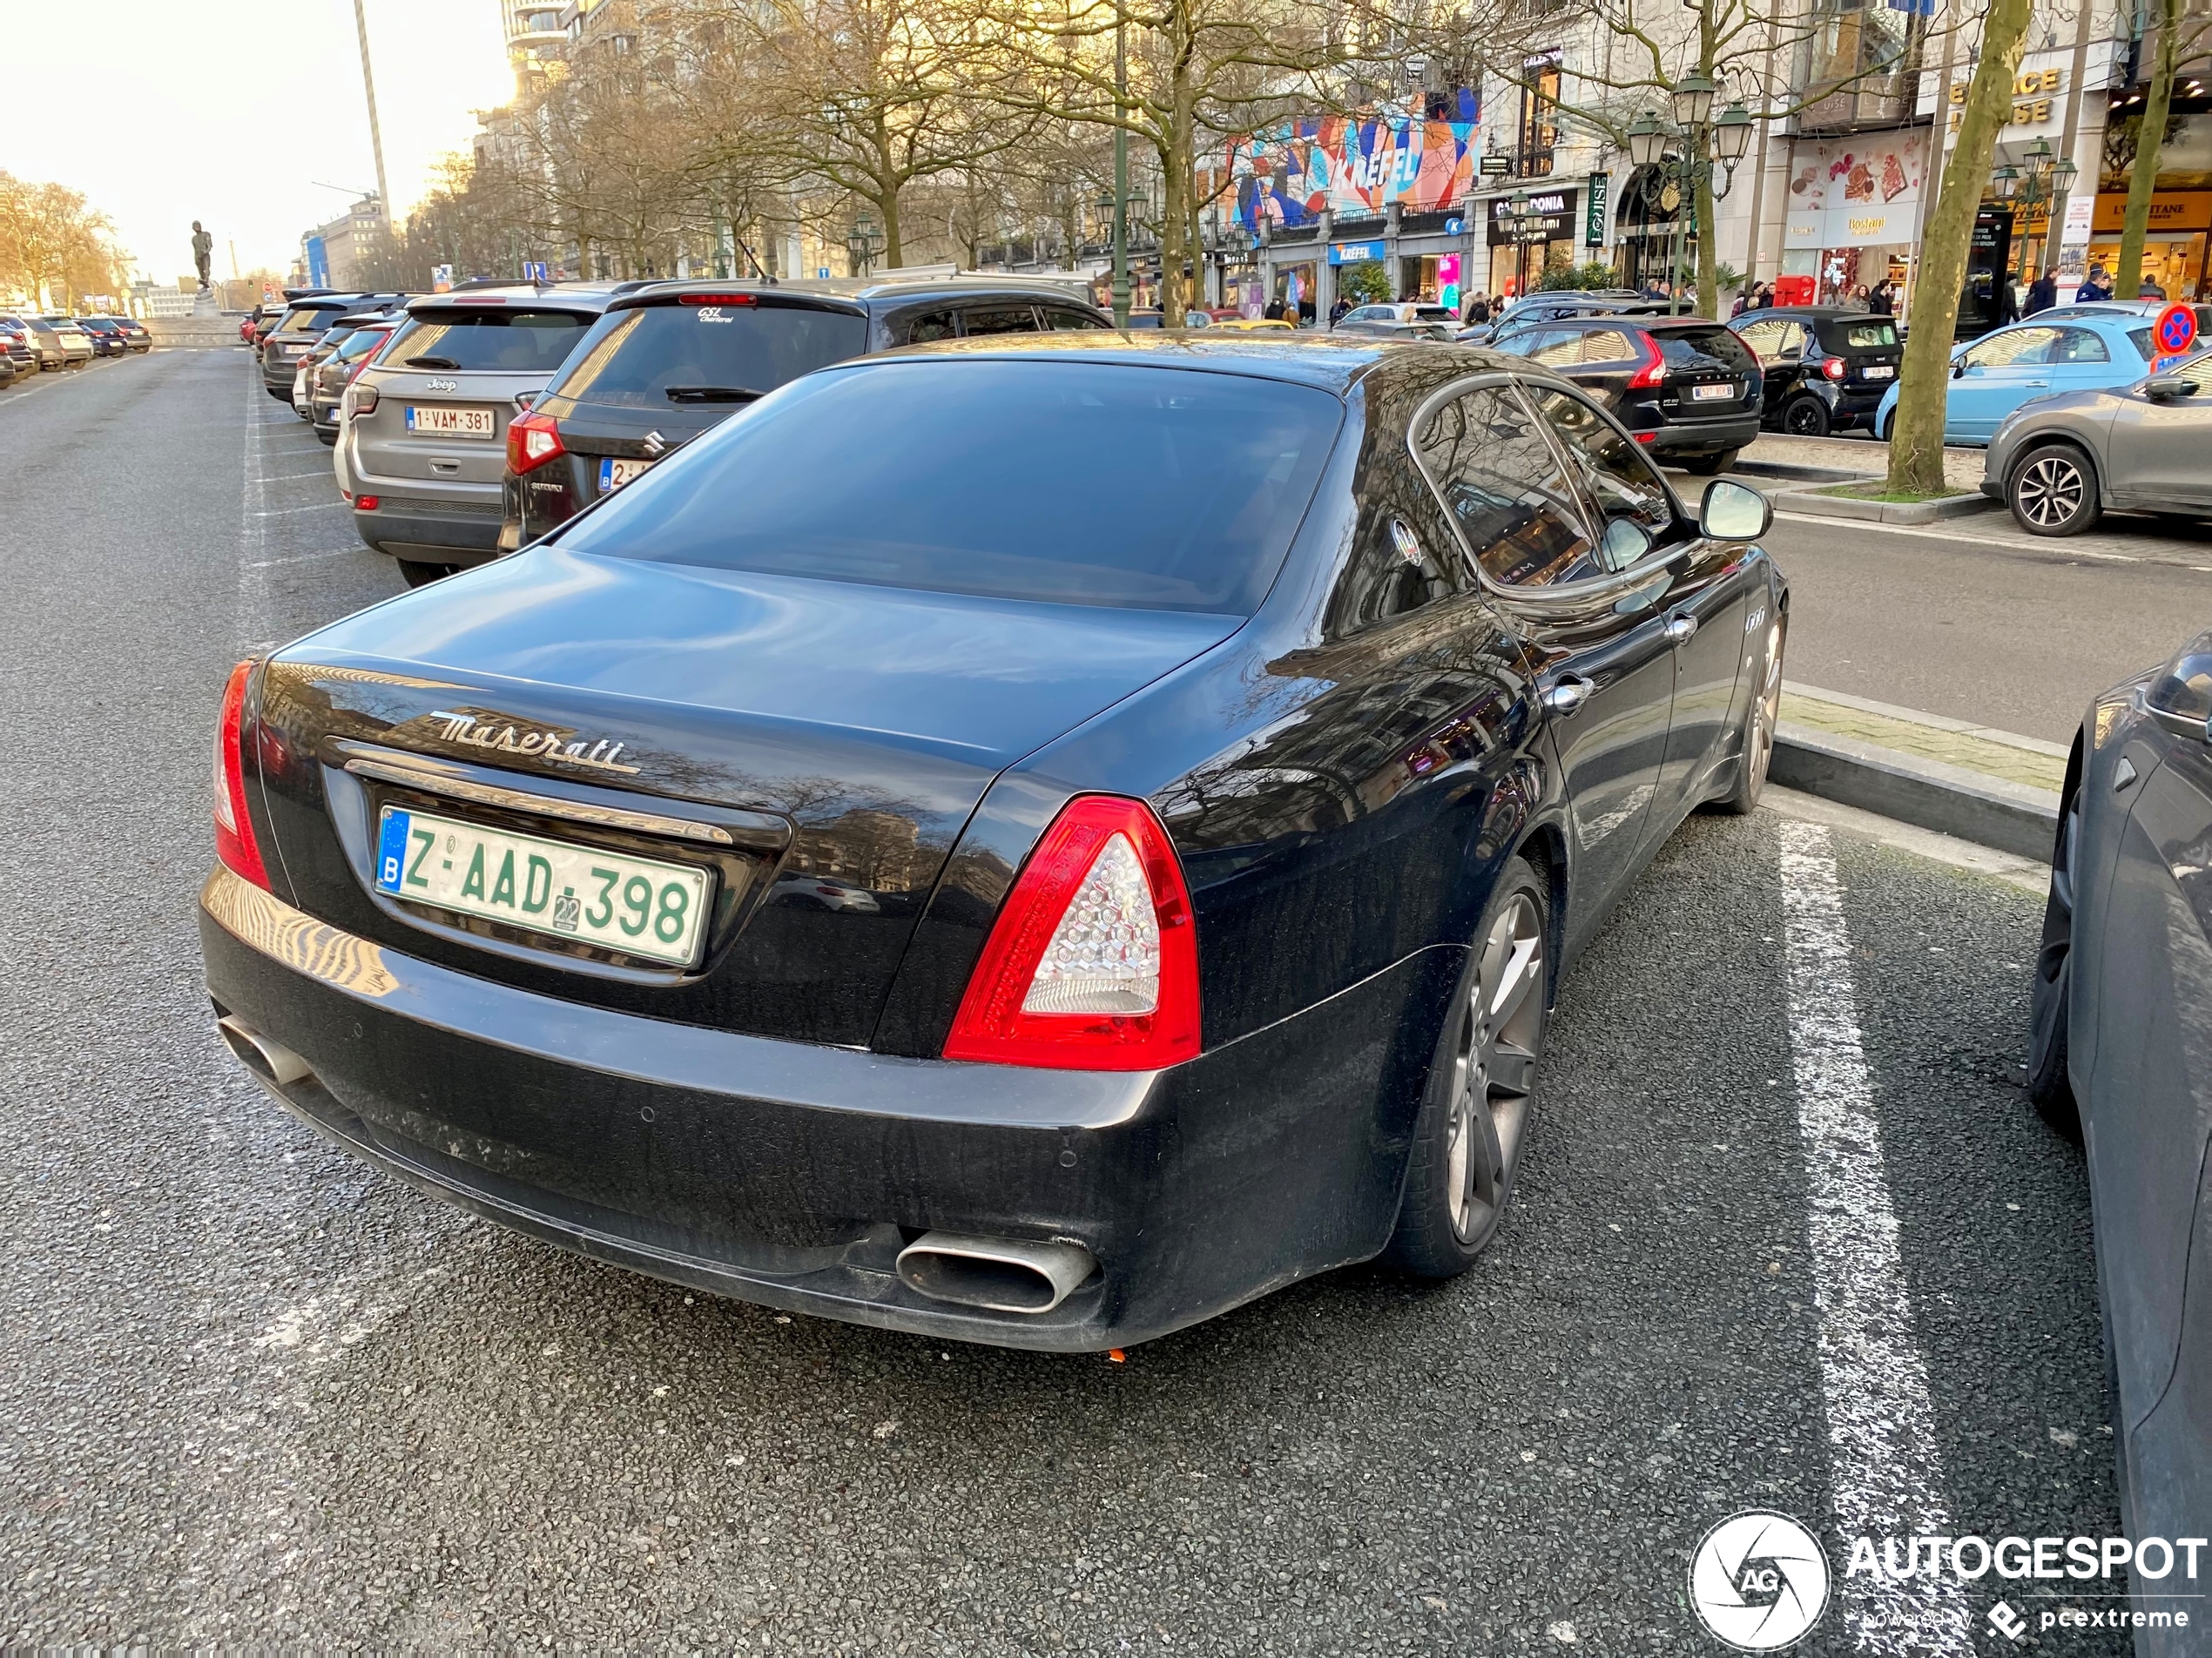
[1694,163,1717,320]
[2116,0,2179,300]
[880,183,904,268]
[1160,29,1197,320]
[1885,0,2033,494]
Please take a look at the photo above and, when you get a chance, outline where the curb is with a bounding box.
[1770,724,2058,863]
[1730,459,1869,484]
[1769,486,1993,525]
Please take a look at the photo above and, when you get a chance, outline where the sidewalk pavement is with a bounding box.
[1739,432,1986,491]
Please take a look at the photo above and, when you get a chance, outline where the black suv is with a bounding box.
[502,273,1110,548]
[1727,307,1902,436]
[1490,314,1763,473]
[260,293,405,400]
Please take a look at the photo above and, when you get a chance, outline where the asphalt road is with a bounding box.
[1757,505,2212,745]
[0,349,2131,1652]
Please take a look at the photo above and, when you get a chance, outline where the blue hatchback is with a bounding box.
[1875,311,2159,445]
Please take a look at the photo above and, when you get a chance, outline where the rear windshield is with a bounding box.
[333,327,392,361]
[548,300,868,409]
[277,308,335,334]
[382,308,591,373]
[1819,318,1898,351]
[555,360,1343,615]
[1652,326,1756,372]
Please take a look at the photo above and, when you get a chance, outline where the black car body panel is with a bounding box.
[502,275,1111,548]
[204,335,1787,1349]
[2051,637,2212,1654]
[1729,307,1902,433]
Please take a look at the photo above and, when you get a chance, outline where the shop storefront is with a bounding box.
[1778,131,1925,307]
[2085,190,2212,300]
[1615,165,1689,295]
[1485,186,1578,298]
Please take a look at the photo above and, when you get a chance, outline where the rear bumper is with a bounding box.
[353,494,505,563]
[198,866,1447,1350]
[1647,414,1761,456]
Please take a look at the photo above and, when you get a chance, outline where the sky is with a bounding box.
[0,0,512,284]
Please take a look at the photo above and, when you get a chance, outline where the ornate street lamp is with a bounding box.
[1714,102,1754,166]
[1990,165,2020,201]
[1670,72,1716,131]
[1625,110,1665,170]
[845,212,883,276]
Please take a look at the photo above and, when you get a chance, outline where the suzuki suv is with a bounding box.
[502,273,1109,549]
[344,285,621,586]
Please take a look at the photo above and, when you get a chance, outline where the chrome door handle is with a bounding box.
[1663,613,1698,643]
[1541,675,1595,717]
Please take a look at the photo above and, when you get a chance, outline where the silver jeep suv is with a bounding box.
[342,284,624,586]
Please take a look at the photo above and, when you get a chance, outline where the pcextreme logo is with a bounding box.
[1689,1512,1831,1650]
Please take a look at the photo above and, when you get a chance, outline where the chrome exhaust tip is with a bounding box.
[895,1232,1097,1315]
[216,1015,314,1088]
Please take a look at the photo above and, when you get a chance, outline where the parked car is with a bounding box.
[71,316,132,359]
[1478,291,1660,345]
[37,318,95,367]
[104,315,152,354]
[1979,345,2212,536]
[309,313,400,445]
[1873,311,2160,445]
[502,273,1112,550]
[200,332,1786,1351]
[4,317,65,372]
[0,319,38,377]
[0,347,15,391]
[343,284,624,585]
[260,293,404,401]
[2028,626,2212,1655]
[2032,298,2212,334]
[1335,301,1460,340]
[1490,313,1764,473]
[1726,307,1902,435]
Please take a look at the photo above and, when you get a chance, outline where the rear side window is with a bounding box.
[1578,328,1635,363]
[1045,307,1107,330]
[556,360,1342,615]
[383,308,591,373]
[334,327,391,361]
[546,301,868,408]
[1653,326,1757,373]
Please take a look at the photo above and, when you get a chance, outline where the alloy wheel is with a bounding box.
[2016,455,2086,529]
[1747,645,1783,796]
[1444,891,1546,1244]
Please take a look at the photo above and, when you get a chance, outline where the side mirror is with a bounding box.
[2146,631,2212,739]
[1951,359,1969,378]
[1699,478,1771,543]
[2144,375,2195,401]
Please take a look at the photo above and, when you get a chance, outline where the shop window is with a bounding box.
[1517,57,1561,177]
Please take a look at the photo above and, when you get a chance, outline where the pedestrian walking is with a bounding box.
[2023,268,2057,315]
[1329,296,1351,327]
[1464,291,1490,326]
[1868,277,1896,315]
[2075,265,2113,302]
[2141,275,2168,300]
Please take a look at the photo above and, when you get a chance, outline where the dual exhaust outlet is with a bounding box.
[215,1016,1096,1318]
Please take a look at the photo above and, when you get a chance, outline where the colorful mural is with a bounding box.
[1220,94,1482,232]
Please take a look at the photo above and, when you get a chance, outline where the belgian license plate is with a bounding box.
[1865,364,1895,379]
[407,405,496,437]
[374,805,712,968]
[600,456,653,491]
[1691,382,1735,401]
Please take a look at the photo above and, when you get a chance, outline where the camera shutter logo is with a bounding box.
[1689,1511,1831,1650]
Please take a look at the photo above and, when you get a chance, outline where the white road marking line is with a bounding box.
[243,547,361,570]
[1771,509,2197,567]
[250,501,348,517]
[1776,819,1973,1655]
[261,468,342,482]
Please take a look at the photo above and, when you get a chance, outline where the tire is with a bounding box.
[316,428,338,447]
[1679,448,1739,476]
[397,558,460,587]
[2009,442,2101,536]
[2027,785,2082,1138]
[1713,614,1785,815]
[1877,410,1894,443]
[1782,395,1831,437]
[1384,858,1551,1277]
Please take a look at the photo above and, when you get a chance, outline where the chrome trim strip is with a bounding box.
[342,755,734,845]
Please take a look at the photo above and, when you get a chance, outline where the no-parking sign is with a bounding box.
[2152,300,2197,372]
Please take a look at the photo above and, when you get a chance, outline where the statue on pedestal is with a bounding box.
[192,221,213,294]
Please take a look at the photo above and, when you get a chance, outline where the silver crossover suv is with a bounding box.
[342,285,623,586]
[1980,345,2212,536]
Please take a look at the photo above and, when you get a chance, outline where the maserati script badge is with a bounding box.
[426,711,641,775]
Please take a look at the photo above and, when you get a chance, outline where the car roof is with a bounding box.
[1739,306,1888,320]
[400,283,626,316]
[856,328,1521,393]
[604,273,1106,315]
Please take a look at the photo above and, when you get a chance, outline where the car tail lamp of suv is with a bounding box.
[508,409,565,475]
[943,795,1199,1070]
[1625,330,1666,390]
[213,661,270,890]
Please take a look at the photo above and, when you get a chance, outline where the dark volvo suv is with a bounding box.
[502,273,1111,549]
[1492,314,1763,474]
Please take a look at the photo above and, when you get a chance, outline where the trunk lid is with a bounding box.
[253,546,1238,1047]
[1650,322,1760,415]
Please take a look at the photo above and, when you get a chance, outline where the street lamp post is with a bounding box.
[845,212,883,277]
[1994,136,2077,286]
[1624,91,1751,313]
[1111,15,1130,327]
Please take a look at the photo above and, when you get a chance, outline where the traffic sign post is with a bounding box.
[2152,300,2197,372]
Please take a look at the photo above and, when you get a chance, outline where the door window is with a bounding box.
[2051,327,2110,364]
[1963,326,2059,369]
[1043,307,1106,330]
[961,306,1042,335]
[1734,319,1788,363]
[1520,384,1676,574]
[903,310,958,344]
[1411,382,1602,589]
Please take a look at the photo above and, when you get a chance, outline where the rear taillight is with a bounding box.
[943,795,1200,1070]
[347,385,379,416]
[213,661,270,890]
[356,495,379,510]
[1822,356,1847,381]
[507,409,564,474]
[1626,332,1666,389]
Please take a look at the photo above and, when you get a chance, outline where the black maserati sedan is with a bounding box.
[199,334,1788,1351]
[2030,630,2212,1647]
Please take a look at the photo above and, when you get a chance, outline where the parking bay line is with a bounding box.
[1773,510,2202,568]
[1777,819,1973,1653]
